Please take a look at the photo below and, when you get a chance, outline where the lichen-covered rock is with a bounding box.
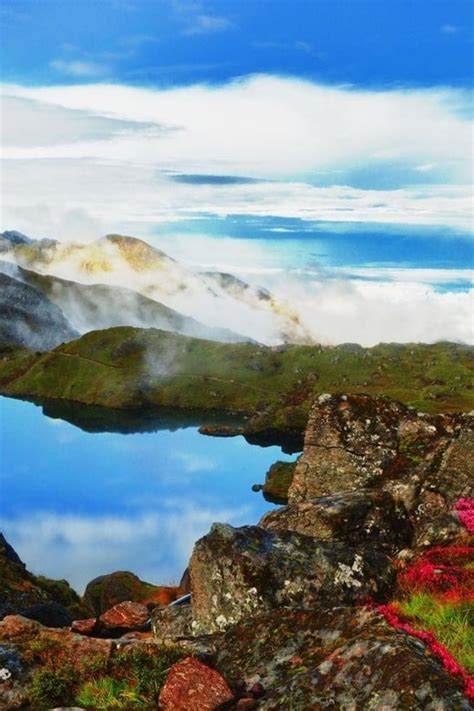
[260,489,413,553]
[287,395,473,551]
[288,393,449,503]
[152,605,193,643]
[414,425,474,537]
[159,656,234,711]
[216,607,472,709]
[0,642,29,711]
[189,523,395,634]
[83,571,178,616]
[0,615,113,656]
[413,512,472,550]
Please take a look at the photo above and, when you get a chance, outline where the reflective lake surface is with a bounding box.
[0,396,295,593]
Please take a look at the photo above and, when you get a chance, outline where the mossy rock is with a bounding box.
[83,571,179,616]
[262,461,297,504]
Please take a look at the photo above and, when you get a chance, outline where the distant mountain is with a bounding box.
[0,232,312,344]
[0,262,248,343]
[0,273,78,351]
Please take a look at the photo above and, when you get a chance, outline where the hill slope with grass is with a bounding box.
[0,327,472,446]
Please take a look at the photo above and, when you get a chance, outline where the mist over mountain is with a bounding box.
[0,261,248,344]
[0,272,78,351]
[0,232,312,345]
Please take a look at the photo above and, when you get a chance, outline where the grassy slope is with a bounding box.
[0,327,472,437]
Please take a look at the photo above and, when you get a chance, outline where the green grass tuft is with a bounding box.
[399,593,474,673]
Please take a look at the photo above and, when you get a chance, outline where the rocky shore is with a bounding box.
[0,393,473,709]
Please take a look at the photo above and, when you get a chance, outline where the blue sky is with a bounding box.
[1,0,473,87]
[0,0,473,344]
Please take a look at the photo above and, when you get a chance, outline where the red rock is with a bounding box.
[159,656,234,711]
[99,601,149,631]
[0,614,112,659]
[71,618,97,635]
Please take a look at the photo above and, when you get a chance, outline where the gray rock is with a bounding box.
[152,605,193,642]
[216,607,472,710]
[260,489,413,553]
[189,523,395,634]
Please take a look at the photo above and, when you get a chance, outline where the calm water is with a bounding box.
[0,396,295,593]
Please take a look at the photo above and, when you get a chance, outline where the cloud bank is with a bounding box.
[1,75,472,235]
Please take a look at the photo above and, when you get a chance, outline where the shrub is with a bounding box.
[30,664,77,710]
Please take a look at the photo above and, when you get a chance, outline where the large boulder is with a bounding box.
[216,607,472,709]
[288,393,452,504]
[416,424,474,521]
[189,523,395,634]
[83,571,178,616]
[287,394,474,550]
[260,489,413,553]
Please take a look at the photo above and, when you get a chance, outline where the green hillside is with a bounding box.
[0,327,472,447]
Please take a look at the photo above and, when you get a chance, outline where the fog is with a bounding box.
[1,231,472,347]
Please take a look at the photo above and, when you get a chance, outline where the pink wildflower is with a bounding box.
[454,498,474,533]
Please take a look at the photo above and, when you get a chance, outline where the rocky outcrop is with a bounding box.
[83,571,178,616]
[260,489,413,553]
[189,523,395,634]
[216,607,471,709]
[287,393,473,547]
[0,533,89,621]
[289,393,436,502]
[159,656,234,711]
[0,615,113,710]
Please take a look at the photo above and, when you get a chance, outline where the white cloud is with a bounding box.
[50,59,110,78]
[1,75,472,233]
[172,451,217,473]
[267,277,474,346]
[183,13,234,35]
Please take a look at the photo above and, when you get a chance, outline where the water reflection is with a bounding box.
[0,396,295,592]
